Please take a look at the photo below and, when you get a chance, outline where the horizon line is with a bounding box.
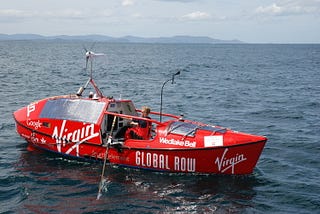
[0,33,319,44]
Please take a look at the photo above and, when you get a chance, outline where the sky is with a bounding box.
[0,0,319,43]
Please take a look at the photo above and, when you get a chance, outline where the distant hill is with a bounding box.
[0,34,244,44]
[0,34,45,40]
[121,35,243,44]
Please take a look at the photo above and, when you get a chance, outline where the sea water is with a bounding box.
[0,41,319,213]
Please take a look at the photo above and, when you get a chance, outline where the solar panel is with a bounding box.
[40,98,105,124]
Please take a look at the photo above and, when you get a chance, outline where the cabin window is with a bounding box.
[167,121,226,136]
[167,121,198,137]
[200,125,226,133]
[40,98,105,124]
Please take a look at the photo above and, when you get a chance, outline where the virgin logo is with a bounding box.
[215,148,247,174]
[52,120,99,155]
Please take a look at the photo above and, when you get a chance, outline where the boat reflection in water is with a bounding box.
[16,150,260,213]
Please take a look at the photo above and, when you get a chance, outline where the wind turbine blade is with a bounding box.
[93,53,106,57]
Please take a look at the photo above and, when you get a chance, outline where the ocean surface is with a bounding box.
[0,41,319,213]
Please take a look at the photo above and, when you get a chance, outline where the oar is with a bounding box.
[97,115,117,200]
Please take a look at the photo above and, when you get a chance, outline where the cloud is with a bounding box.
[0,9,35,18]
[122,0,134,7]
[181,11,211,20]
[254,1,320,16]
[255,3,283,15]
[47,9,87,19]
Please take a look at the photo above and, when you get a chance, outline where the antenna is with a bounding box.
[76,50,106,97]
[160,70,181,122]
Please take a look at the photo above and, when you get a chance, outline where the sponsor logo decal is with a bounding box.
[31,134,39,144]
[52,120,99,155]
[159,137,196,148]
[27,119,42,130]
[27,103,36,117]
[215,148,247,174]
[204,135,223,147]
[40,137,46,144]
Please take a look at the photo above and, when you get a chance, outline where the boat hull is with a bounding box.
[108,140,266,174]
[16,119,266,175]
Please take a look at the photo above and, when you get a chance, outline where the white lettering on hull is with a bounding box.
[52,120,99,155]
[27,119,42,130]
[174,156,196,172]
[135,151,196,172]
[159,137,196,148]
[214,148,247,174]
[27,103,36,117]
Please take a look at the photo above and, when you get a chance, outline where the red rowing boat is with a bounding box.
[13,51,267,175]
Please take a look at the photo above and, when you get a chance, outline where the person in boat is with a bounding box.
[115,106,151,140]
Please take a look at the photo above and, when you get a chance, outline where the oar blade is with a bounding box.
[96,177,107,200]
[96,192,102,200]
